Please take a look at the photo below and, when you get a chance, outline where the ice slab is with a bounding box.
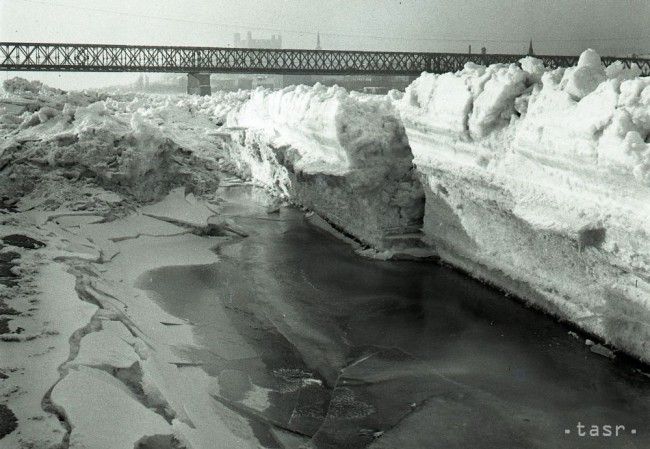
[71,320,139,369]
[51,365,172,449]
[141,188,216,228]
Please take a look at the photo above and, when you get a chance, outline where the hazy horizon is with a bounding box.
[2,0,649,89]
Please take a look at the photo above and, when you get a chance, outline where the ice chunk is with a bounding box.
[590,343,616,359]
[468,64,528,138]
[51,366,172,449]
[72,320,139,369]
[519,56,546,83]
[560,49,606,100]
[605,60,642,80]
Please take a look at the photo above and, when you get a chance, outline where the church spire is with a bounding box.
[528,39,534,56]
[316,32,322,50]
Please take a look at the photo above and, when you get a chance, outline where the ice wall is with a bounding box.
[397,49,650,362]
[215,84,425,248]
[204,62,650,361]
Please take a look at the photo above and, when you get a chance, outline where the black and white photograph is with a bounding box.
[1,1,649,448]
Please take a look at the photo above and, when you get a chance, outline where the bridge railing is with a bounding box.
[1,42,649,76]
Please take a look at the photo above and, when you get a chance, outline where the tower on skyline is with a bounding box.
[316,32,322,50]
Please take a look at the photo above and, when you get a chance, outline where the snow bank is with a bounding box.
[2,78,424,249]
[400,61,528,139]
[398,49,650,362]
[516,54,649,182]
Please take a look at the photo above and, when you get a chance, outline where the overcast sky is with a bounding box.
[2,0,649,89]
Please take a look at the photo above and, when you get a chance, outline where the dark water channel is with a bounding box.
[137,185,650,449]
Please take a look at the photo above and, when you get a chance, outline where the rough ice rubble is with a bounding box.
[400,48,650,182]
[0,81,222,204]
[400,61,529,139]
[397,49,650,362]
[517,53,650,181]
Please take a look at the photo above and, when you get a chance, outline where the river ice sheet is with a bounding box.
[137,185,650,449]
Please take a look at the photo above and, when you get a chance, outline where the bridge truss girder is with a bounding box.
[1,42,649,76]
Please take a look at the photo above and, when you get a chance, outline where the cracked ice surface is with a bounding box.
[1,186,267,448]
[70,319,139,369]
[0,263,98,449]
[0,79,266,447]
[51,366,172,449]
[138,184,650,449]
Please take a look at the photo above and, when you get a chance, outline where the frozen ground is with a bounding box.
[0,49,649,448]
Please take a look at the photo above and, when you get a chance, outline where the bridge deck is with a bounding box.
[1,42,649,76]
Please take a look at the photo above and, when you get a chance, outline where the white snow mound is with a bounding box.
[227,83,411,175]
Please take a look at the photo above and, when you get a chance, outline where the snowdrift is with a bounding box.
[397,49,650,361]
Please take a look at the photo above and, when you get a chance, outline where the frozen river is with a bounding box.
[137,185,650,449]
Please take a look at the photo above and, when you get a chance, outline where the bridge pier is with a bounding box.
[187,73,211,95]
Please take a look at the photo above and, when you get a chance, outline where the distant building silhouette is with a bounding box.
[234,32,282,49]
[481,46,487,55]
[316,32,322,50]
[468,44,472,54]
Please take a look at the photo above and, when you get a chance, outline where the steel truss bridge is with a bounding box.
[2,42,649,76]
